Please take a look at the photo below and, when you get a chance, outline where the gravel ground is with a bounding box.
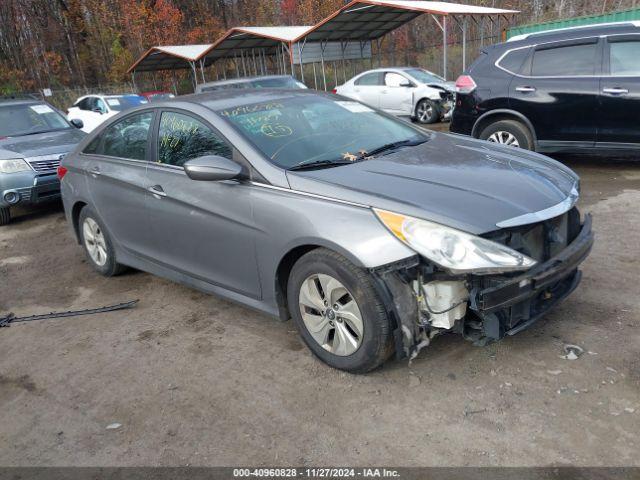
[0,138,639,467]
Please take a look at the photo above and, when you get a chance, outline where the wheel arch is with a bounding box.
[471,109,538,147]
[71,200,88,244]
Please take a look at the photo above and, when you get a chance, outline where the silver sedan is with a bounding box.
[60,89,592,372]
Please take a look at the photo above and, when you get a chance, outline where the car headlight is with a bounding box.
[0,158,31,174]
[374,208,536,274]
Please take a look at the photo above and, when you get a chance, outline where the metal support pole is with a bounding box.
[462,17,467,72]
[376,38,382,67]
[131,72,137,91]
[480,16,485,48]
[340,41,347,84]
[442,15,447,80]
[190,61,198,91]
[199,59,206,83]
[312,62,318,90]
[320,40,327,91]
[297,42,305,84]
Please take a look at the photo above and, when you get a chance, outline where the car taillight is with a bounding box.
[57,166,68,180]
[331,88,337,94]
[455,75,477,94]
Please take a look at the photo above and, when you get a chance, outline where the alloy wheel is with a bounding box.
[82,217,108,267]
[417,102,434,122]
[487,131,520,147]
[298,273,364,356]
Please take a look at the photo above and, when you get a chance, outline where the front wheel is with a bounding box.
[287,248,394,373]
[479,119,534,150]
[0,207,10,226]
[415,99,440,124]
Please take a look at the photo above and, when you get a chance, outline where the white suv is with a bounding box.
[67,94,148,133]
[335,67,455,124]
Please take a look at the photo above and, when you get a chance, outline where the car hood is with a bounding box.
[0,129,86,159]
[286,133,579,234]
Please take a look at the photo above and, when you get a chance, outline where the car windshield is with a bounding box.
[218,95,429,170]
[250,77,303,89]
[406,69,445,84]
[104,95,148,111]
[0,103,70,137]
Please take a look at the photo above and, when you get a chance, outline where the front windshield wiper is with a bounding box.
[15,128,71,137]
[365,138,428,157]
[288,159,354,171]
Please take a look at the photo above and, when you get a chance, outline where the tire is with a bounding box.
[0,207,9,226]
[479,119,534,150]
[415,99,440,124]
[78,206,126,277]
[287,248,394,373]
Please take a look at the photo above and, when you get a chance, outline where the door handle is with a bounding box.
[148,185,167,198]
[602,87,629,95]
[515,86,536,93]
[89,166,101,177]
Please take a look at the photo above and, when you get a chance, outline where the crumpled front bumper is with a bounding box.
[470,214,594,339]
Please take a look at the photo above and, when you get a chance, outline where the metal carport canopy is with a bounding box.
[293,0,518,79]
[127,44,215,73]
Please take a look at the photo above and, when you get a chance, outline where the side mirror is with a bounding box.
[400,81,413,88]
[70,118,84,129]
[92,108,104,114]
[184,155,242,181]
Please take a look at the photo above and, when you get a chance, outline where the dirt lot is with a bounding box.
[1,144,639,466]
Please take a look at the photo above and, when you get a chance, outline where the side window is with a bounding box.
[158,111,232,167]
[355,72,381,86]
[99,111,153,160]
[498,47,531,74]
[531,41,597,76]
[96,98,107,113]
[384,72,411,87]
[76,98,91,110]
[609,39,640,76]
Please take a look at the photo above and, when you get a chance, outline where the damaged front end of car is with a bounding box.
[371,206,594,361]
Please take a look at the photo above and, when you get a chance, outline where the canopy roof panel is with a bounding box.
[201,26,313,61]
[128,44,213,73]
[296,0,518,42]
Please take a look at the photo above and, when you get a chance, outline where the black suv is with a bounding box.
[450,22,640,153]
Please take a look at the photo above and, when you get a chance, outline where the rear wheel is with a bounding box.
[479,119,534,150]
[0,207,9,226]
[415,99,440,124]
[78,207,125,277]
[287,248,394,373]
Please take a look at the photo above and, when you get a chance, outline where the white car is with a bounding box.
[335,67,455,124]
[67,94,148,133]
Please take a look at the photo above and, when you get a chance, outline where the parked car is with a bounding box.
[60,89,592,372]
[67,94,148,133]
[0,97,85,225]
[335,67,455,124]
[140,91,175,102]
[451,21,640,153]
[195,75,307,93]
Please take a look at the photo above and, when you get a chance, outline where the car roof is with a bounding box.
[502,21,640,48]
[160,88,326,112]
[200,75,295,87]
[0,99,42,107]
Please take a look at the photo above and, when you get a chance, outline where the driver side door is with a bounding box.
[379,72,415,116]
[144,109,261,297]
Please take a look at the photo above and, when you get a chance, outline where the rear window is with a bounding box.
[531,42,597,76]
[251,77,301,89]
[355,72,382,86]
[609,39,640,76]
[104,95,149,112]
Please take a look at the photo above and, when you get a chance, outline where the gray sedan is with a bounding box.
[60,89,593,372]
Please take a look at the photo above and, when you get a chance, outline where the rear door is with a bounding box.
[84,110,155,256]
[597,35,640,146]
[349,72,383,108]
[379,72,415,115]
[509,38,601,147]
[143,109,260,297]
